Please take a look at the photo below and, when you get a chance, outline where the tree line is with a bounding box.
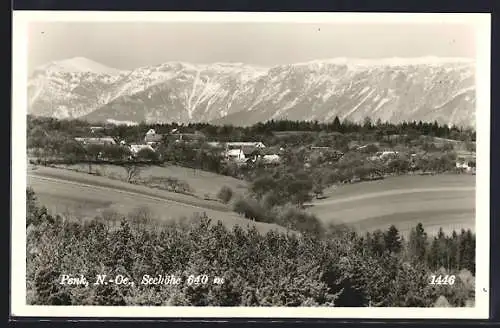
[27,115,476,144]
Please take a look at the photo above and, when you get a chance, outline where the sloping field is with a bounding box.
[309,174,475,235]
[27,166,286,234]
[55,163,248,198]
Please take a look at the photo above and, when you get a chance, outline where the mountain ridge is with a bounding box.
[27,56,476,127]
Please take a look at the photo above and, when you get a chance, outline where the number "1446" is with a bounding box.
[429,274,456,285]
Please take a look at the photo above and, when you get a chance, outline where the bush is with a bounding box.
[233,197,269,223]
[148,176,193,195]
[275,205,323,236]
[217,186,234,204]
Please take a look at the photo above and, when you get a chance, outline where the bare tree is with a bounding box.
[123,163,142,183]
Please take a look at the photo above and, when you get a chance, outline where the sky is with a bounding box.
[27,21,476,71]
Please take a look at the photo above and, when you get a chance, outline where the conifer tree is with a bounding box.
[409,223,428,263]
[384,225,402,254]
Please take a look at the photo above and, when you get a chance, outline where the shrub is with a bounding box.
[217,186,234,204]
[233,197,269,223]
[148,176,193,195]
[275,205,323,236]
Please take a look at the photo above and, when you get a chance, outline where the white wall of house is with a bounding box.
[226,149,246,161]
[130,144,155,154]
[262,154,280,164]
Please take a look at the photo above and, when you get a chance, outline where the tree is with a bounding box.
[363,117,372,132]
[102,145,130,162]
[217,186,234,204]
[332,116,342,132]
[61,140,86,162]
[123,163,142,183]
[458,229,475,273]
[409,223,428,263]
[283,177,313,207]
[85,144,104,174]
[136,148,158,162]
[369,229,386,256]
[384,225,402,254]
[250,175,276,199]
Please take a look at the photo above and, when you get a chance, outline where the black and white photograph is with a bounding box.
[11,11,490,318]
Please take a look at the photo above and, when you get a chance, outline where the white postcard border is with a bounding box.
[11,11,491,319]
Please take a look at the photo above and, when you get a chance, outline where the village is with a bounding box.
[73,127,284,166]
[72,125,476,175]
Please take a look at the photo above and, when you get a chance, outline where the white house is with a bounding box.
[206,141,222,148]
[74,137,116,145]
[262,154,280,164]
[226,148,246,161]
[89,126,105,133]
[225,142,266,149]
[144,129,162,145]
[129,144,155,155]
[456,157,475,172]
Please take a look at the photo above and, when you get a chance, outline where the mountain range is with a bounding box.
[27,56,476,127]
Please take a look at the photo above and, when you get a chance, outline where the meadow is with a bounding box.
[52,162,248,199]
[308,174,475,235]
[27,166,287,235]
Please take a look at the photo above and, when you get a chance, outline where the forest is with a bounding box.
[27,188,475,307]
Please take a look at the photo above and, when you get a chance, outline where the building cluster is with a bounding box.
[70,126,476,175]
[73,127,281,164]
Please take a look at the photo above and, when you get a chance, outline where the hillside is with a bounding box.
[27,165,284,235]
[28,56,475,127]
[307,174,475,236]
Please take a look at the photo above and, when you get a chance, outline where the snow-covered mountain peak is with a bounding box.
[295,56,475,69]
[35,57,126,75]
[28,56,477,127]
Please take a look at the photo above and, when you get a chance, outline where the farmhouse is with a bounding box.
[225,142,266,149]
[144,129,163,145]
[89,126,105,134]
[456,154,476,172]
[206,141,222,148]
[261,154,281,164]
[166,130,206,144]
[226,148,246,162]
[212,141,266,162]
[74,137,116,145]
[378,150,399,159]
[129,144,155,155]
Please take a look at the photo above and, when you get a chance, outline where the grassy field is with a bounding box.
[28,164,476,236]
[27,166,286,235]
[309,174,475,236]
[53,163,248,199]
